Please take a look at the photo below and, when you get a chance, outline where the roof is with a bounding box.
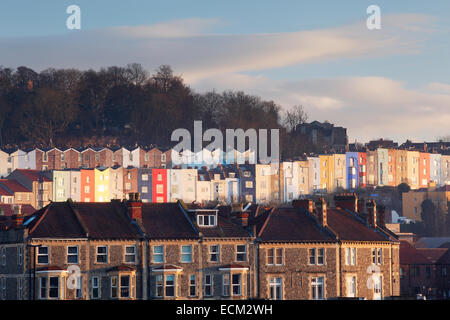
[27,201,141,239]
[326,208,393,242]
[256,207,336,243]
[0,179,31,193]
[417,248,448,264]
[0,184,13,196]
[13,169,52,182]
[140,202,199,240]
[415,237,450,248]
[0,204,35,217]
[400,241,432,265]
[192,208,251,238]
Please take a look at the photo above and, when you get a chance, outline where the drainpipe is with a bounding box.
[142,239,148,300]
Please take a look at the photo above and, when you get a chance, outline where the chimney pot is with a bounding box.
[293,199,314,213]
[366,199,377,228]
[126,193,142,220]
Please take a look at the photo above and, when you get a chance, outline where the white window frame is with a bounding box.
[269,277,282,300]
[181,245,193,263]
[236,244,247,262]
[37,246,49,265]
[92,276,100,299]
[222,274,230,296]
[152,245,164,263]
[125,246,136,264]
[67,246,79,264]
[96,246,108,264]
[209,245,220,262]
[204,274,212,297]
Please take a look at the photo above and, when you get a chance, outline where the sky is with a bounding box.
[1,0,449,143]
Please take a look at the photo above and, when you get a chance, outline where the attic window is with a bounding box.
[197,213,217,227]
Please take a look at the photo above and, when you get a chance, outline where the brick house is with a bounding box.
[6,170,52,209]
[0,194,255,300]
[253,194,400,300]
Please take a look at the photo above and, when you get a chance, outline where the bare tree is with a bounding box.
[283,105,308,132]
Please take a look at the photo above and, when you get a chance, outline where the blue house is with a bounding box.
[346,152,359,190]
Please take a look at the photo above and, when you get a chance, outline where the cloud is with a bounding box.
[192,74,450,142]
[0,13,434,79]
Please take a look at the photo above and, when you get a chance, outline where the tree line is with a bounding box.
[0,64,316,157]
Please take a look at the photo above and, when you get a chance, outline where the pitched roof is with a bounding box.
[417,248,449,264]
[415,237,450,248]
[140,202,199,239]
[0,179,31,193]
[0,204,35,217]
[256,207,336,243]
[400,241,432,265]
[326,208,393,242]
[0,184,13,196]
[14,169,51,182]
[192,209,251,238]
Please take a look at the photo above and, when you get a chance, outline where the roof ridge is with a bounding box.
[29,204,51,234]
[257,207,275,237]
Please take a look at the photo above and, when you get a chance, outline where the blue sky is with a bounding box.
[1,1,449,142]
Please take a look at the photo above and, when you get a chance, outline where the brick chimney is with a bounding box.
[315,198,327,227]
[126,192,142,220]
[357,198,366,214]
[366,199,377,228]
[231,203,248,227]
[293,199,314,213]
[11,205,24,229]
[334,193,358,212]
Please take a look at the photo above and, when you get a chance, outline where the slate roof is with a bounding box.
[0,204,35,216]
[256,207,336,243]
[0,179,31,193]
[400,241,432,265]
[326,208,393,242]
[14,169,52,182]
[140,202,199,240]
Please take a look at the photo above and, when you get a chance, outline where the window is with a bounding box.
[426,267,431,278]
[244,171,251,177]
[232,274,242,296]
[197,214,217,227]
[1,247,5,266]
[189,275,196,297]
[96,246,108,263]
[267,248,283,266]
[209,245,220,262]
[156,275,163,297]
[76,276,82,298]
[153,246,164,263]
[309,248,325,265]
[165,275,175,297]
[125,246,136,264]
[345,248,356,266]
[400,268,404,279]
[67,246,79,264]
[142,174,148,181]
[245,181,253,188]
[222,274,230,296]
[111,276,118,298]
[311,277,324,300]
[40,277,47,299]
[236,245,247,262]
[37,246,49,264]
[141,186,148,194]
[156,184,163,193]
[442,267,447,277]
[161,154,166,162]
[84,186,90,193]
[181,245,192,263]
[204,274,212,296]
[120,275,131,298]
[270,277,282,300]
[372,248,382,265]
[18,246,23,266]
[49,277,59,299]
[346,276,356,297]
[125,183,131,190]
[95,153,99,162]
[92,277,100,299]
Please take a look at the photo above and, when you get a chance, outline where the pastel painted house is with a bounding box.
[221,164,240,203]
[151,169,167,203]
[51,169,81,202]
[109,165,124,200]
[237,164,255,203]
[137,168,153,202]
[196,169,212,203]
[80,168,95,202]
[429,153,442,186]
[346,152,359,190]
[307,156,320,193]
[280,161,298,203]
[94,167,110,202]
[0,148,18,177]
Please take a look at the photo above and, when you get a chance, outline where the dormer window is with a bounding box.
[196,210,218,227]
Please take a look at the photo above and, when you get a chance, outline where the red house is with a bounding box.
[151,169,167,203]
[358,152,367,187]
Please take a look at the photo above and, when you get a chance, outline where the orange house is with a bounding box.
[80,169,95,202]
[419,152,430,188]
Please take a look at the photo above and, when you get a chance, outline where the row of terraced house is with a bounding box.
[0,145,449,209]
[0,193,400,300]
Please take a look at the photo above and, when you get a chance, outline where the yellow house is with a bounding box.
[406,151,420,189]
[319,155,334,192]
[94,167,110,202]
[333,154,347,190]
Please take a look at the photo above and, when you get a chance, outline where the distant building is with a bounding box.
[294,121,348,152]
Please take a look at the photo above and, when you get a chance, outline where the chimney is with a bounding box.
[357,198,366,214]
[315,198,327,227]
[334,193,358,212]
[231,203,248,227]
[366,199,377,228]
[126,192,142,220]
[293,199,314,213]
[11,205,24,229]
[377,204,386,227]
